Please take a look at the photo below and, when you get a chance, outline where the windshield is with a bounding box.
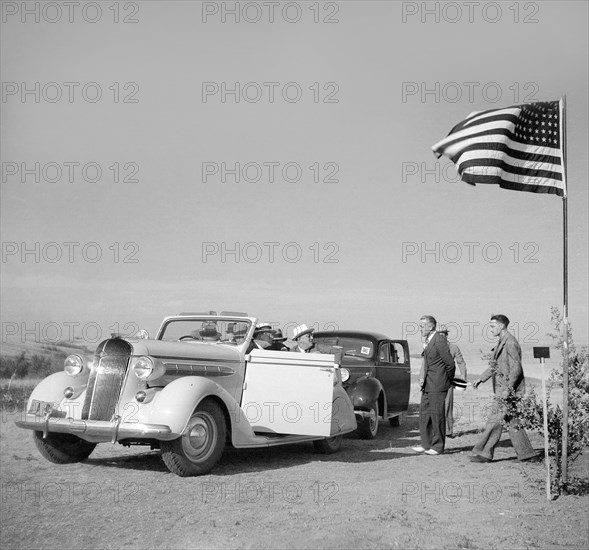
[314,336,374,362]
[159,319,252,345]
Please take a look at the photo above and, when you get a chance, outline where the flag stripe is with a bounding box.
[432,100,565,197]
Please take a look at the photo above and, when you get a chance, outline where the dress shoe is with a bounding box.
[411,446,426,453]
[470,455,492,463]
[425,449,440,455]
[519,453,542,462]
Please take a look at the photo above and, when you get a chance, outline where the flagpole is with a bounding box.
[560,95,569,487]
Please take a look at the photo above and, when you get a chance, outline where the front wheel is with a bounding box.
[161,399,226,477]
[33,431,96,464]
[358,404,379,439]
[313,435,342,454]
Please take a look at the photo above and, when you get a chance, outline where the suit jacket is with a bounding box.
[421,332,455,392]
[480,331,525,396]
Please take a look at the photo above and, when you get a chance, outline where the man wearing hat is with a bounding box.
[291,324,318,353]
[250,322,275,350]
[267,328,289,351]
[198,322,221,342]
[437,325,467,438]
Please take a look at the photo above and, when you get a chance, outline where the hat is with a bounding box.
[292,323,314,340]
[272,329,287,342]
[438,324,449,334]
[452,377,468,390]
[199,322,221,338]
[254,322,273,335]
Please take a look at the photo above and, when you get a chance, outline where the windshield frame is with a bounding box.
[156,316,256,349]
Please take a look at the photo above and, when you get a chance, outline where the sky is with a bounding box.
[1,0,588,357]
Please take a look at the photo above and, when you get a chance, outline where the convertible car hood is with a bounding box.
[117,338,243,363]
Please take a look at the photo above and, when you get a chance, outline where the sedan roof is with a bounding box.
[313,330,392,342]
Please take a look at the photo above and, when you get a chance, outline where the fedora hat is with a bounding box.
[438,324,449,334]
[199,322,221,338]
[254,322,273,335]
[452,377,468,390]
[292,323,314,340]
[272,328,287,342]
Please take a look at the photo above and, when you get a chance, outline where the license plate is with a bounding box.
[27,400,56,416]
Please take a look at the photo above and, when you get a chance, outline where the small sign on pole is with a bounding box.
[534,346,552,500]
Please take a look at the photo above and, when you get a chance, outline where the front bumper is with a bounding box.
[16,412,173,443]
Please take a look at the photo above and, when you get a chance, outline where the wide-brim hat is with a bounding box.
[292,323,314,340]
[452,377,468,390]
[272,329,287,342]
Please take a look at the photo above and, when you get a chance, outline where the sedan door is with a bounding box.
[375,341,411,415]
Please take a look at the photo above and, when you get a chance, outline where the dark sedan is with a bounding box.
[313,331,411,439]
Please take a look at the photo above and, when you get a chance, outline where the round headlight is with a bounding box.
[133,356,155,380]
[341,368,350,382]
[64,354,84,376]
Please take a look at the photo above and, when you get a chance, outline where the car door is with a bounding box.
[241,349,340,437]
[375,341,411,415]
[390,341,411,412]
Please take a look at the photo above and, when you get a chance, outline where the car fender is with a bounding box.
[346,376,386,412]
[24,371,88,410]
[144,376,254,439]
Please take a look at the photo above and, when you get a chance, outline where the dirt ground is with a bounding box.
[1,380,588,550]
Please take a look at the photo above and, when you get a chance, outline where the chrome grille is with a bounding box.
[82,339,131,420]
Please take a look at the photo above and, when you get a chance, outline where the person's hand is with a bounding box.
[473,379,482,389]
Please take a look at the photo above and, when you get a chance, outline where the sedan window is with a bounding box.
[378,344,391,363]
[313,336,374,361]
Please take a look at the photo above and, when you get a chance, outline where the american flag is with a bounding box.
[432,100,565,197]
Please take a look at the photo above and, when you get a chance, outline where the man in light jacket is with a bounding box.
[471,314,538,463]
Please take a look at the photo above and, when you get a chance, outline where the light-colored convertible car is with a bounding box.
[16,312,357,476]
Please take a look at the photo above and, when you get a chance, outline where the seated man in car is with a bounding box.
[246,322,275,353]
[267,328,289,351]
[291,324,319,353]
[199,322,221,342]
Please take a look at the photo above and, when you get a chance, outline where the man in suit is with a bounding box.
[267,328,289,351]
[412,315,455,455]
[246,322,275,352]
[438,325,467,437]
[471,314,538,463]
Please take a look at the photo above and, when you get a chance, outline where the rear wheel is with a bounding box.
[33,431,96,464]
[161,399,226,477]
[389,412,406,427]
[358,404,379,439]
[313,435,343,454]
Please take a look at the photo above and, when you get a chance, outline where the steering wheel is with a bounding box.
[179,335,198,341]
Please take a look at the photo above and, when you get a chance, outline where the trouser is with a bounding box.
[445,386,454,434]
[419,390,447,453]
[472,416,536,460]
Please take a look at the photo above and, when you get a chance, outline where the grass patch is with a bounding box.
[0,378,39,409]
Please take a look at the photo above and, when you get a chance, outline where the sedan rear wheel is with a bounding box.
[358,403,379,439]
[161,399,226,477]
[389,411,406,427]
[313,435,343,454]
